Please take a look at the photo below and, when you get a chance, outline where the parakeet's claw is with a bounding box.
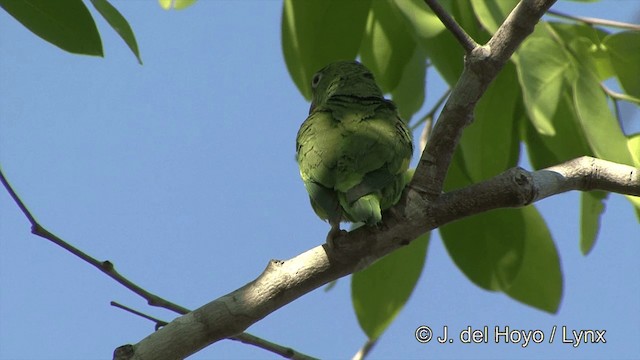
[325,221,347,249]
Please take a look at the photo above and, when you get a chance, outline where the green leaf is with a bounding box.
[281,0,372,99]
[0,0,102,56]
[461,62,520,181]
[440,208,525,292]
[523,94,593,170]
[572,63,633,165]
[627,196,640,222]
[503,206,563,313]
[391,46,427,122]
[580,191,608,255]
[547,22,612,81]
[89,0,142,64]
[629,133,640,167]
[450,0,489,43]
[470,0,519,34]
[158,0,197,10]
[394,0,463,86]
[603,31,640,98]
[352,232,430,340]
[359,0,415,93]
[514,35,571,136]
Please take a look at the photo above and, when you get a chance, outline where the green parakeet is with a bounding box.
[296,61,413,242]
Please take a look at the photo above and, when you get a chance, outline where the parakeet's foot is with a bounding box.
[326,227,348,249]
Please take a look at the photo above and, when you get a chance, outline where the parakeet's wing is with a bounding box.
[297,101,412,223]
[296,110,343,221]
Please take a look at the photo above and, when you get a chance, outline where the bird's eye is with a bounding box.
[311,73,322,89]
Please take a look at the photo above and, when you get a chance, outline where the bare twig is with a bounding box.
[352,338,378,360]
[419,116,433,155]
[547,9,640,31]
[111,301,168,329]
[410,88,451,131]
[0,166,317,360]
[422,0,478,53]
[602,84,640,106]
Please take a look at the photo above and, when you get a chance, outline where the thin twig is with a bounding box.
[419,117,433,155]
[410,88,451,131]
[422,0,478,52]
[0,166,317,360]
[111,301,168,329]
[352,338,378,360]
[231,333,320,360]
[601,84,640,105]
[547,9,640,31]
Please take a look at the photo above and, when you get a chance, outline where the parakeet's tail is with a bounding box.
[344,194,382,226]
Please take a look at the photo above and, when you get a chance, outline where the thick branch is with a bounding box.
[411,0,557,198]
[119,154,639,359]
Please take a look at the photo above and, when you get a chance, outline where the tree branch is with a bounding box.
[116,153,638,359]
[411,0,557,198]
[0,166,317,360]
[422,0,478,53]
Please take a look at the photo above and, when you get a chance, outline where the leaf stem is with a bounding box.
[546,9,640,31]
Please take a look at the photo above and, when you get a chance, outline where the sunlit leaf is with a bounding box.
[580,191,608,255]
[470,0,519,34]
[394,0,463,85]
[90,0,142,64]
[515,34,571,136]
[158,0,196,10]
[572,63,633,165]
[281,0,372,99]
[0,0,102,56]
[603,31,640,98]
[352,233,430,340]
[547,22,612,81]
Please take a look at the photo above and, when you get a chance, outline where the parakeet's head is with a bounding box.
[309,61,384,114]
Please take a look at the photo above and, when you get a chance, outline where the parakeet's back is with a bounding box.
[296,61,413,234]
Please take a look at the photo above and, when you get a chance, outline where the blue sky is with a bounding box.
[0,1,638,359]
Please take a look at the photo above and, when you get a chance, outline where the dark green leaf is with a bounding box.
[580,191,608,255]
[0,0,102,56]
[461,62,520,181]
[450,0,488,42]
[281,0,372,99]
[503,206,563,313]
[523,94,593,170]
[359,0,415,93]
[440,208,525,292]
[603,31,640,98]
[352,232,430,340]
[391,46,427,122]
[90,0,142,64]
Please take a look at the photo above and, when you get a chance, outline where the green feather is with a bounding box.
[296,61,413,234]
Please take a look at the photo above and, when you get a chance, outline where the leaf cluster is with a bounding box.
[282,0,640,343]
